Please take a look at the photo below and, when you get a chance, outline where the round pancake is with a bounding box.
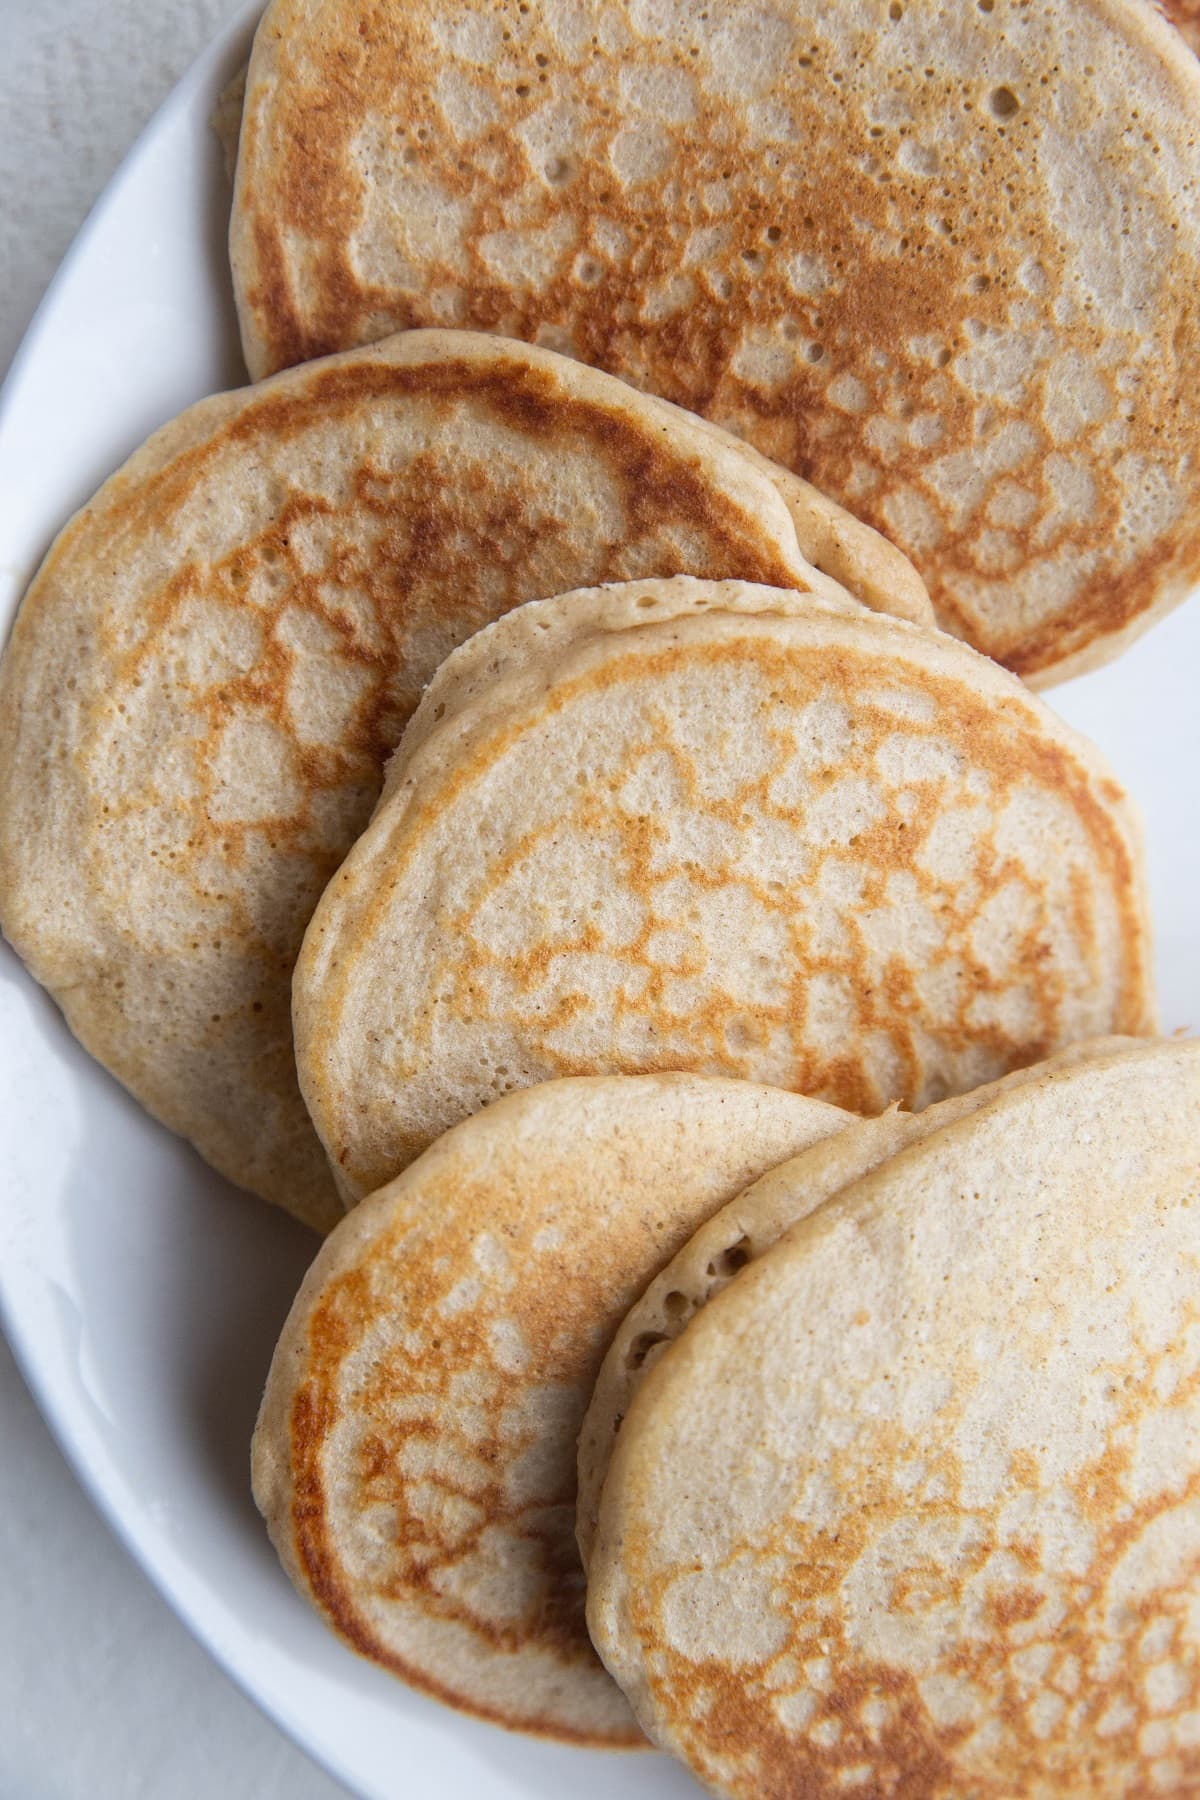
[230,0,1200,683]
[250,1072,848,1743]
[0,330,851,1233]
[587,1038,1200,1798]
[574,1034,1138,1569]
[294,583,1155,1203]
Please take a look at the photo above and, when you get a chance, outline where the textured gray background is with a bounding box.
[0,3,349,1794]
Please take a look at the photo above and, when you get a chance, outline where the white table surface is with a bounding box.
[0,3,349,1794]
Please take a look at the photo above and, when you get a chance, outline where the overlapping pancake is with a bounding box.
[378,575,864,807]
[250,1073,848,1742]
[295,578,1155,1203]
[587,1038,1200,1798]
[230,0,1200,683]
[574,1035,1138,1569]
[0,331,866,1232]
[680,416,933,626]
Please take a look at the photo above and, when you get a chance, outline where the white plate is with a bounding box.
[0,8,1196,1799]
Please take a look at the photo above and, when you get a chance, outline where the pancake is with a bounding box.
[574,1034,1138,1569]
[0,330,854,1233]
[294,579,1155,1205]
[250,1072,848,1743]
[230,0,1200,684]
[586,1038,1200,1798]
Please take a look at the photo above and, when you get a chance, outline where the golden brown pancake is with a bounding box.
[251,1073,848,1742]
[0,331,848,1233]
[230,0,1200,683]
[587,1038,1200,1798]
[293,578,1156,1204]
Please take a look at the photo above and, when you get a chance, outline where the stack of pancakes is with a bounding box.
[254,1038,1200,1794]
[3,0,1200,1790]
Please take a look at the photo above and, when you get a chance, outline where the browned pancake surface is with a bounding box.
[232,0,1200,681]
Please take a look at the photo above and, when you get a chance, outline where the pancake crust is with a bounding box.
[574,1036,1138,1570]
[231,0,1200,682]
[0,332,837,1232]
[251,1073,848,1742]
[587,1039,1200,1798]
[295,583,1155,1202]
